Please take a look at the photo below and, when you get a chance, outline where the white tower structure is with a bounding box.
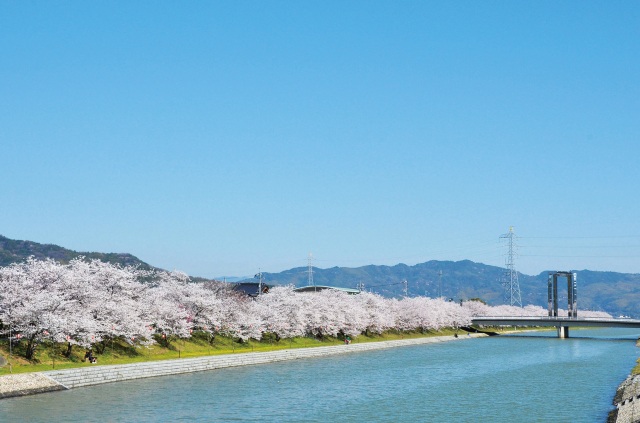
[307,253,314,287]
[500,227,522,307]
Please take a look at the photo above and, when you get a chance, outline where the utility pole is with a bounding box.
[8,320,12,373]
[500,226,523,307]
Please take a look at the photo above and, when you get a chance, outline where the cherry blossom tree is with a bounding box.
[255,286,306,340]
[354,292,395,335]
[0,258,70,359]
[61,258,154,354]
[182,282,227,342]
[144,271,193,347]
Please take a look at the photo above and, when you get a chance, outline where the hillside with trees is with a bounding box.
[0,235,154,270]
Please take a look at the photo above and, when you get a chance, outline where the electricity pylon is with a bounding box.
[500,227,522,307]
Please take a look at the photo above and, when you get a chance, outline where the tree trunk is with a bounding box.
[25,335,38,360]
[64,342,72,357]
[94,340,106,354]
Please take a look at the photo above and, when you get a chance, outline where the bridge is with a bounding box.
[470,316,640,338]
[470,271,640,338]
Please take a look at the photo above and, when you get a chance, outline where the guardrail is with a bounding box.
[472,316,640,323]
[470,316,640,330]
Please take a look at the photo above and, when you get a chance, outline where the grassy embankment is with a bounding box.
[0,327,523,376]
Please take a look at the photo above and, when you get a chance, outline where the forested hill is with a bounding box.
[259,260,640,318]
[262,260,507,303]
[0,235,154,270]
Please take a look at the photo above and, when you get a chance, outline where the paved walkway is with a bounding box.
[0,373,65,399]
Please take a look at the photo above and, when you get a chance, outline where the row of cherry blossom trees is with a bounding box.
[0,257,611,359]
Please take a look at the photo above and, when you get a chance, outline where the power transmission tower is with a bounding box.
[402,279,408,297]
[438,270,443,298]
[500,226,522,307]
[307,253,314,287]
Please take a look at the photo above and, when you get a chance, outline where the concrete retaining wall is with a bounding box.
[1,334,484,398]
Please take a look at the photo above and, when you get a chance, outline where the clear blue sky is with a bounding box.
[1,2,639,278]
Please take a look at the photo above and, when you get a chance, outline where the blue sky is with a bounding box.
[1,2,639,278]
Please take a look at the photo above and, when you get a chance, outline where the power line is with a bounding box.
[521,254,640,258]
[311,241,503,265]
[520,235,640,239]
[519,245,640,248]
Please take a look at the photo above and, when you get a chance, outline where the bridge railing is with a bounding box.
[471,316,637,323]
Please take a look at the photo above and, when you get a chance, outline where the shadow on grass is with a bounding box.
[1,329,463,375]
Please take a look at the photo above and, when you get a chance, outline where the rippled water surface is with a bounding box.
[1,328,639,422]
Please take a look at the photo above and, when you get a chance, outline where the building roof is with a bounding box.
[293,285,361,295]
[232,282,270,297]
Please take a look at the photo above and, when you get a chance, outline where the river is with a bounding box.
[1,328,639,422]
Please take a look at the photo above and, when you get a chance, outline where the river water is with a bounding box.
[1,328,639,422]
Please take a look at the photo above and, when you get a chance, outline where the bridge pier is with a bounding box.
[557,326,569,338]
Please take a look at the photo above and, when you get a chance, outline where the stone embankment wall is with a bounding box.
[0,334,484,398]
[609,374,640,423]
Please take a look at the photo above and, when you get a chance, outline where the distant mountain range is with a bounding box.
[256,261,640,318]
[1,234,639,318]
